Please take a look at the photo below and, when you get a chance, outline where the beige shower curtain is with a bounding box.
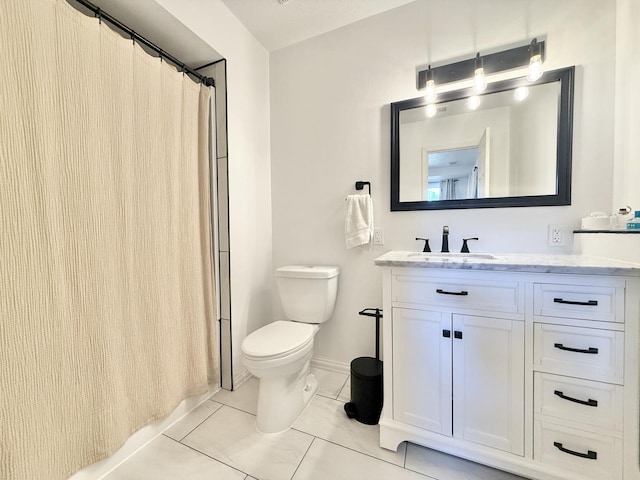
[0,1,218,479]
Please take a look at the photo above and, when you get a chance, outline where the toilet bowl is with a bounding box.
[241,265,339,433]
[242,321,318,433]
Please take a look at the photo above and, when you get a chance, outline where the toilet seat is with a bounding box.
[241,320,314,360]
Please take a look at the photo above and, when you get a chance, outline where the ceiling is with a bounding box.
[69,0,417,66]
[71,0,223,67]
[219,0,417,51]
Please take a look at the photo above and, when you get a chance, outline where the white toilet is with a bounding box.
[241,265,340,433]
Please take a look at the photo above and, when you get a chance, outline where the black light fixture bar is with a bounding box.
[417,40,545,90]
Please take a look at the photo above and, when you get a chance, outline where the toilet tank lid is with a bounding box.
[276,265,340,279]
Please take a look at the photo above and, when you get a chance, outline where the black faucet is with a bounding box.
[461,237,479,253]
[415,237,431,252]
[441,226,449,253]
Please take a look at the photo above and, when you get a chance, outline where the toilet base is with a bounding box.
[255,360,317,434]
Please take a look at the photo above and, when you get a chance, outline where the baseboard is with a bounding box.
[230,358,350,390]
[69,383,220,480]
[311,356,351,375]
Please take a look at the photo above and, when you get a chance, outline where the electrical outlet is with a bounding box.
[373,228,384,245]
[548,224,566,246]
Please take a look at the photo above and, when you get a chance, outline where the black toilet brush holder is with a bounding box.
[344,308,383,425]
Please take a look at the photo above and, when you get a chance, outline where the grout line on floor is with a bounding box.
[325,436,410,470]
[316,391,340,400]
[338,375,349,396]
[174,404,223,442]
[289,436,317,480]
[206,376,447,479]
[289,422,411,473]
[402,464,439,480]
[214,387,419,476]
[164,435,249,478]
[212,401,257,417]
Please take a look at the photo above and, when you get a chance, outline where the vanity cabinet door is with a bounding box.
[392,308,452,436]
[452,315,525,455]
[391,309,525,453]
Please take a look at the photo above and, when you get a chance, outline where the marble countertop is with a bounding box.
[374,251,640,276]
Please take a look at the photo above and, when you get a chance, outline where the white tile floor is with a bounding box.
[105,368,530,480]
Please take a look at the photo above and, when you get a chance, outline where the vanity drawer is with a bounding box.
[392,275,522,314]
[534,372,623,431]
[534,283,623,323]
[533,323,624,384]
[534,420,622,480]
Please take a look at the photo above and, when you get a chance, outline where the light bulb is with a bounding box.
[425,103,437,118]
[467,95,480,110]
[474,67,487,93]
[473,53,487,94]
[423,65,437,103]
[527,53,543,81]
[425,79,437,103]
[514,86,529,101]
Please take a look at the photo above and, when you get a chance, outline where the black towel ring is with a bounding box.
[355,181,371,196]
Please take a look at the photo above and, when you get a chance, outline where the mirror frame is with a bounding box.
[390,66,575,211]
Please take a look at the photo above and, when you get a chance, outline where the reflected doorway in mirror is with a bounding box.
[420,128,491,201]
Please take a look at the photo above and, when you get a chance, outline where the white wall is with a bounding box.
[154,0,273,382]
[613,0,640,210]
[270,0,617,365]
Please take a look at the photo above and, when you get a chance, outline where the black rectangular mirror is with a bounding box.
[390,66,574,210]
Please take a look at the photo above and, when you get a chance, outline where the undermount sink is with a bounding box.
[405,252,497,260]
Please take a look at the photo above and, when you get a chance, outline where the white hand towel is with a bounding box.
[345,194,374,249]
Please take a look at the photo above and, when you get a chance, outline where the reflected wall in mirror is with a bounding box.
[391,67,574,210]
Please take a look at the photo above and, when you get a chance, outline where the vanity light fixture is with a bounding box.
[425,103,437,118]
[514,86,529,101]
[473,53,487,93]
[424,65,437,103]
[527,38,544,81]
[416,39,546,92]
[467,95,481,110]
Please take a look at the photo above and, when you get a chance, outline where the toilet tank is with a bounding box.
[275,265,340,324]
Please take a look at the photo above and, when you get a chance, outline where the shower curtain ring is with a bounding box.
[96,8,102,24]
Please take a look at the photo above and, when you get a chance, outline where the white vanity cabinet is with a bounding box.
[376,254,640,480]
[392,309,525,454]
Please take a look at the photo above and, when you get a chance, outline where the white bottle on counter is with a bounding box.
[611,206,633,229]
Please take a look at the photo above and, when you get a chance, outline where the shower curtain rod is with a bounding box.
[70,0,215,87]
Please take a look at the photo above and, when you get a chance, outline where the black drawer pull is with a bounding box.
[454,331,463,339]
[553,442,597,460]
[554,343,599,355]
[436,289,468,296]
[554,390,598,407]
[443,329,451,338]
[553,297,598,307]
